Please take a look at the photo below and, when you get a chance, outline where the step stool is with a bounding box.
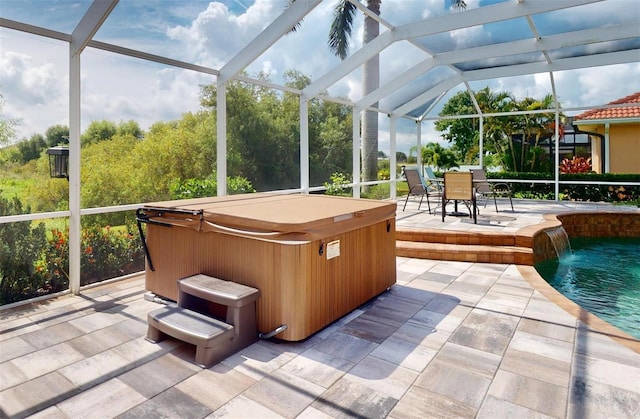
[147,274,260,368]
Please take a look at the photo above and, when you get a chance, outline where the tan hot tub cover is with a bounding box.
[141,193,396,240]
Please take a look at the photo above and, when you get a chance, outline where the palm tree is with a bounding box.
[516,94,558,171]
[474,87,517,171]
[291,1,467,183]
[422,142,459,172]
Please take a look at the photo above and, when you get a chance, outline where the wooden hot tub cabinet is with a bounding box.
[138,194,397,341]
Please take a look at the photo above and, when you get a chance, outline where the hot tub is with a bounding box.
[137,193,397,341]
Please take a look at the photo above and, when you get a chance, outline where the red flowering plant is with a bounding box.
[79,224,145,285]
[45,228,70,291]
[43,224,144,287]
[559,156,592,174]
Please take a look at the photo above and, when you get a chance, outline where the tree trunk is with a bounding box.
[361,1,380,183]
[509,135,518,172]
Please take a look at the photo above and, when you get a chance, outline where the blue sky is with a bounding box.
[1,0,639,154]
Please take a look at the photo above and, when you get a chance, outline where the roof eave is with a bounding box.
[574,118,640,125]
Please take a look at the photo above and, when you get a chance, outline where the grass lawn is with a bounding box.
[0,175,34,200]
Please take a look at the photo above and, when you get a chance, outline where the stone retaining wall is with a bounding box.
[532,212,640,263]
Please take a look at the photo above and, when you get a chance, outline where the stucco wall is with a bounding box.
[610,124,640,173]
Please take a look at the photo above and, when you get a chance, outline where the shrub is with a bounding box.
[559,156,592,174]
[80,224,144,285]
[377,168,390,180]
[324,172,351,196]
[488,172,640,202]
[43,224,145,288]
[0,196,50,304]
[227,176,257,195]
[170,177,216,199]
[170,174,255,199]
[1,194,146,305]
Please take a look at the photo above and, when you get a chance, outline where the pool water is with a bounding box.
[535,237,640,340]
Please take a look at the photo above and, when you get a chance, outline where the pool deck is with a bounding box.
[1,199,639,418]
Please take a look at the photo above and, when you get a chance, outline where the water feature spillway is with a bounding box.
[545,225,572,259]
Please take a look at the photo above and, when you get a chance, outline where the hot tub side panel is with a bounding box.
[144,217,396,341]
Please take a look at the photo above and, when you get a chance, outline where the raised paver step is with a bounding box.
[396,228,517,246]
[396,240,534,265]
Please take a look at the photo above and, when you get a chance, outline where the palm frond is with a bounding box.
[286,0,303,33]
[451,0,467,12]
[328,0,358,60]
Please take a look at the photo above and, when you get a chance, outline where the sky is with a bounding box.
[1,0,639,155]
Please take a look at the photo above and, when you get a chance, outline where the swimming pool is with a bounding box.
[535,237,640,339]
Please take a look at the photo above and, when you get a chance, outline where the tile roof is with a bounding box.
[574,92,640,121]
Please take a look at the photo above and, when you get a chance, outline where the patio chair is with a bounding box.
[402,168,441,213]
[442,171,477,224]
[424,167,443,192]
[471,169,514,212]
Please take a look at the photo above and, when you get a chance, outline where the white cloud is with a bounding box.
[260,60,276,78]
[542,63,640,113]
[80,50,210,131]
[166,0,280,68]
[487,73,552,102]
[545,0,639,28]
[0,47,67,139]
[345,79,360,103]
[0,51,62,106]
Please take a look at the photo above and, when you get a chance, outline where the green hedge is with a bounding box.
[487,172,640,203]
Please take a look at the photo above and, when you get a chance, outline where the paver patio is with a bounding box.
[1,199,639,418]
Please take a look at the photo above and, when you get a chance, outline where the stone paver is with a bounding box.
[56,378,146,419]
[118,352,201,398]
[118,387,212,419]
[175,363,257,411]
[487,369,568,417]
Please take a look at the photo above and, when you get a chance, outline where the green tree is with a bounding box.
[23,154,68,213]
[200,75,279,189]
[16,133,46,163]
[81,133,138,209]
[421,142,459,171]
[287,70,352,185]
[45,124,69,147]
[116,120,144,139]
[130,118,210,202]
[0,93,20,147]
[81,120,117,146]
[25,70,353,217]
[475,87,516,170]
[201,70,353,191]
[435,90,477,163]
[312,110,352,183]
[513,94,557,171]
[436,87,558,172]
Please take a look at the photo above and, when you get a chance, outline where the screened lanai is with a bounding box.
[1,0,639,297]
